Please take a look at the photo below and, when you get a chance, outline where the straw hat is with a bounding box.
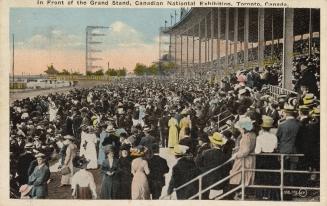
[209,132,224,146]
[303,93,316,106]
[173,144,189,156]
[278,94,287,103]
[35,153,45,159]
[143,126,151,132]
[19,184,32,198]
[283,103,296,113]
[24,143,33,149]
[311,107,320,117]
[288,97,298,107]
[106,125,116,133]
[64,135,75,141]
[261,115,274,128]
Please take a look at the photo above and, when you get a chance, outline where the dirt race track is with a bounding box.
[10,80,110,104]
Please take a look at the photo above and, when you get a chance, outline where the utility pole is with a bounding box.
[12,34,15,86]
[85,26,109,74]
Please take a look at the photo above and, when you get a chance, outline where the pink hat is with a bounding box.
[237,74,247,83]
[19,184,32,198]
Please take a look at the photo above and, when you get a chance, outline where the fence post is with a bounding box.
[199,177,202,200]
[218,113,220,129]
[241,157,245,200]
[280,154,284,201]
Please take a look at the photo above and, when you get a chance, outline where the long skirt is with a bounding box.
[131,172,150,200]
[75,186,92,199]
[255,154,280,200]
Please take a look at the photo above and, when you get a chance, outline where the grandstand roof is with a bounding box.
[166,8,320,42]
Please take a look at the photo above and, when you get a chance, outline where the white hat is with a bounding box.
[106,125,116,133]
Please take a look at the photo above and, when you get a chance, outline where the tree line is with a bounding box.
[44,62,176,76]
[44,64,127,76]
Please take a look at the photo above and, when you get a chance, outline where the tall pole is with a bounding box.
[85,28,88,73]
[199,21,202,72]
[12,34,15,85]
[309,8,312,56]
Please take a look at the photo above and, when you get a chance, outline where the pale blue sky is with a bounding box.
[10,8,179,50]
[9,8,181,73]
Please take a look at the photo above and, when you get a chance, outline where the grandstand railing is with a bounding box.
[163,153,320,201]
[267,84,298,100]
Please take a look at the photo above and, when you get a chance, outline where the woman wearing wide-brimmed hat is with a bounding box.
[71,156,97,199]
[59,135,77,187]
[100,146,121,199]
[28,153,50,199]
[228,117,257,199]
[131,146,151,200]
[117,144,132,199]
[254,115,279,200]
[83,126,98,169]
[167,112,179,148]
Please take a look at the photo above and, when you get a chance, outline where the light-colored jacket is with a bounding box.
[229,132,256,186]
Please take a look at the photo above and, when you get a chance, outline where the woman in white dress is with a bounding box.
[60,135,77,187]
[84,126,98,169]
[71,156,97,199]
[131,147,150,200]
[79,125,88,158]
[48,101,58,122]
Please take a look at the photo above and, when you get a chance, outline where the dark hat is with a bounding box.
[104,145,115,155]
[73,156,90,168]
[299,105,310,112]
[120,144,131,151]
[197,134,210,143]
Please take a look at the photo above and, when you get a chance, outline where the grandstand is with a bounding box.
[163,8,320,90]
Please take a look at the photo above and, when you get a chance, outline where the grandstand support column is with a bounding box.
[282,8,294,90]
[217,8,221,70]
[174,34,177,69]
[192,27,195,72]
[234,8,238,69]
[211,9,214,71]
[244,8,249,66]
[186,32,189,74]
[258,8,265,70]
[180,34,183,75]
[271,10,274,59]
[309,8,312,56]
[204,16,208,69]
[199,21,202,72]
[225,8,229,69]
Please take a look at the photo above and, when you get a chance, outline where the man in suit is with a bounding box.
[195,134,211,159]
[276,104,301,199]
[28,153,50,199]
[158,112,169,148]
[167,144,200,199]
[147,144,169,199]
[17,143,35,185]
[138,126,156,149]
[195,132,228,199]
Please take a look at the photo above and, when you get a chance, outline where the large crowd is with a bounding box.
[10,41,320,200]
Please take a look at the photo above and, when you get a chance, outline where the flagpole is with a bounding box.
[12,34,15,86]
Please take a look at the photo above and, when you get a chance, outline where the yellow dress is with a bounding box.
[179,117,191,140]
[168,117,179,148]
